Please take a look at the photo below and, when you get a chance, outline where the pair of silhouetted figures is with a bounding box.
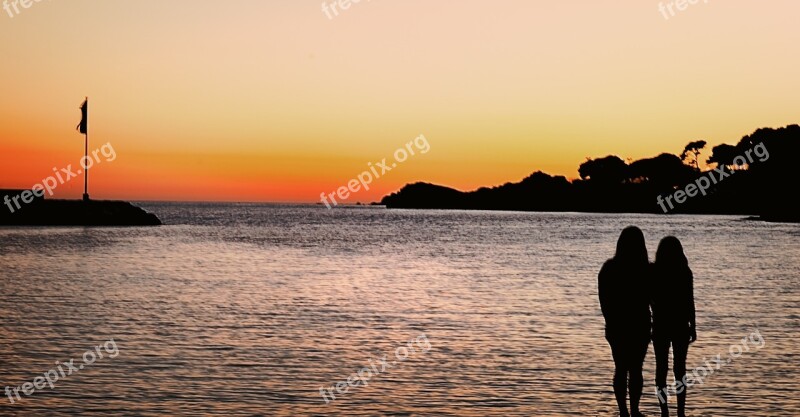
[599,227,696,417]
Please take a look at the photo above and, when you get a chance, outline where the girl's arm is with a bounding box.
[598,262,611,321]
[688,268,697,343]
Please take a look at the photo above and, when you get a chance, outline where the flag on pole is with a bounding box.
[76,98,88,134]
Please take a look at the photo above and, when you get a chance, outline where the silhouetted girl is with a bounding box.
[652,236,696,417]
[599,226,652,417]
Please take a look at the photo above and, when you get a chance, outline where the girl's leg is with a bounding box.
[615,366,630,417]
[609,339,630,417]
[653,337,671,416]
[672,339,690,417]
[629,338,649,417]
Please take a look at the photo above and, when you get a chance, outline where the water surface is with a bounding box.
[1,204,797,416]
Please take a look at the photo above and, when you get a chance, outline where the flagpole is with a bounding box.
[83,97,89,202]
[83,130,89,201]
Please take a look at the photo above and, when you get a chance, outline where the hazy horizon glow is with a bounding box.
[1,1,799,202]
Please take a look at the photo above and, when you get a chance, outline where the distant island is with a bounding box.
[381,125,800,223]
[0,197,161,226]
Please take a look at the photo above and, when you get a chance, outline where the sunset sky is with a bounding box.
[1,1,798,202]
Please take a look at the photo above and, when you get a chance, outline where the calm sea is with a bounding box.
[1,203,798,416]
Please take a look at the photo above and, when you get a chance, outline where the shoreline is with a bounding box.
[0,199,161,226]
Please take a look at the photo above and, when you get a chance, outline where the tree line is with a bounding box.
[380,125,800,222]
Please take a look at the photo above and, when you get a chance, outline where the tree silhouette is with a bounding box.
[706,143,738,170]
[578,156,628,184]
[681,140,707,170]
[629,153,696,188]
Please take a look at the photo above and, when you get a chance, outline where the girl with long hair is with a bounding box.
[599,226,652,417]
[652,236,696,417]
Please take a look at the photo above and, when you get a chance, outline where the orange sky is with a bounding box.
[1,1,798,203]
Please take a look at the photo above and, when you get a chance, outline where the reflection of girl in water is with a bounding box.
[599,226,651,417]
[652,236,696,417]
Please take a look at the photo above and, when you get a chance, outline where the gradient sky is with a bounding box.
[1,1,798,202]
